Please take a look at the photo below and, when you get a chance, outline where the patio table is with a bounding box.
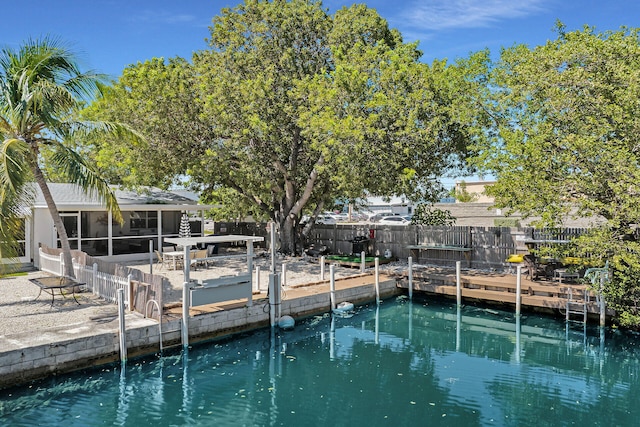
[162,250,185,270]
[163,250,199,270]
[29,276,85,306]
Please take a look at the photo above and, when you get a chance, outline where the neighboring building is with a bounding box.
[10,184,216,267]
[454,180,496,203]
[358,196,414,216]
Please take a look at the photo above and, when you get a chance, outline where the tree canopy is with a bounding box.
[85,0,485,254]
[471,24,640,326]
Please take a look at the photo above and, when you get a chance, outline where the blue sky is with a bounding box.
[4,0,639,78]
[3,0,638,188]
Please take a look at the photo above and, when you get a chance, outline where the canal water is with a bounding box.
[1,295,639,426]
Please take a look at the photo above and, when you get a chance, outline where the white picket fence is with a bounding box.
[38,248,130,306]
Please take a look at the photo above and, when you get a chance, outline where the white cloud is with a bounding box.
[127,10,198,25]
[401,0,550,31]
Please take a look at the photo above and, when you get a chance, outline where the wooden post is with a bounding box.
[360,251,366,273]
[320,256,326,280]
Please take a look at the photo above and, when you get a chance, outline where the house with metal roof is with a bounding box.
[13,184,216,267]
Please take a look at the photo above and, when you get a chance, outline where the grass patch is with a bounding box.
[0,271,28,278]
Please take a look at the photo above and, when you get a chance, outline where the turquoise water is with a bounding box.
[2,296,640,426]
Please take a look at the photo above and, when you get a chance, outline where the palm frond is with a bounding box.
[48,140,123,223]
[0,139,33,270]
[0,138,31,194]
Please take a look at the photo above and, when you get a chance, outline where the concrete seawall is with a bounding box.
[0,274,399,390]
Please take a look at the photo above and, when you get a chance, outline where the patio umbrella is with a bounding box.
[179,214,191,238]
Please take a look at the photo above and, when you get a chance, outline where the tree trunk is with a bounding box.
[31,163,76,278]
[279,215,299,255]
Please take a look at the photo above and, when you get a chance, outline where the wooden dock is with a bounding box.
[391,267,612,321]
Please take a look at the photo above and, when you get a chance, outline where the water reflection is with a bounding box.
[2,297,640,426]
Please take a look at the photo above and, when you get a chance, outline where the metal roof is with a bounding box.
[31,183,217,210]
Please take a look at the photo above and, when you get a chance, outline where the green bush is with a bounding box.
[494,218,521,227]
[412,204,456,226]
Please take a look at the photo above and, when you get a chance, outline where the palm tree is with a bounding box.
[0,37,130,277]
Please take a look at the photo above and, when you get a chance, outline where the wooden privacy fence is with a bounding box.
[214,222,587,270]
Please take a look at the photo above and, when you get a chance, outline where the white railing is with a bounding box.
[39,249,64,276]
[92,270,130,305]
[38,248,130,307]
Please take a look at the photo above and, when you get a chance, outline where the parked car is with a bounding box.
[369,212,395,222]
[323,211,348,222]
[378,216,410,225]
[315,215,337,224]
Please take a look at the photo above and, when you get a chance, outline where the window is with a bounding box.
[129,211,158,230]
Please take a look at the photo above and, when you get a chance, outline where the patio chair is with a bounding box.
[203,244,218,268]
[155,250,168,270]
[523,254,549,280]
[190,249,207,270]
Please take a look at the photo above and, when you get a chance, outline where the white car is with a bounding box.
[315,215,337,224]
[378,216,410,225]
[323,211,348,222]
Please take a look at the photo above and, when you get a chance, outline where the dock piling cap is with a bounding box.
[506,254,524,263]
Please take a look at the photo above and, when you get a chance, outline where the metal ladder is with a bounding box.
[145,300,182,353]
[565,287,589,323]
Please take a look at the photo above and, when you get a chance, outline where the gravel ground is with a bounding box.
[0,252,399,338]
[0,270,120,338]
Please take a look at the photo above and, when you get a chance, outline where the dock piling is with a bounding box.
[516,265,522,316]
[330,265,336,310]
[408,256,413,300]
[375,258,380,305]
[117,288,127,363]
[456,261,461,307]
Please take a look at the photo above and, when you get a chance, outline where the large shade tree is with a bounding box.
[0,37,126,277]
[471,24,640,326]
[85,0,485,254]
